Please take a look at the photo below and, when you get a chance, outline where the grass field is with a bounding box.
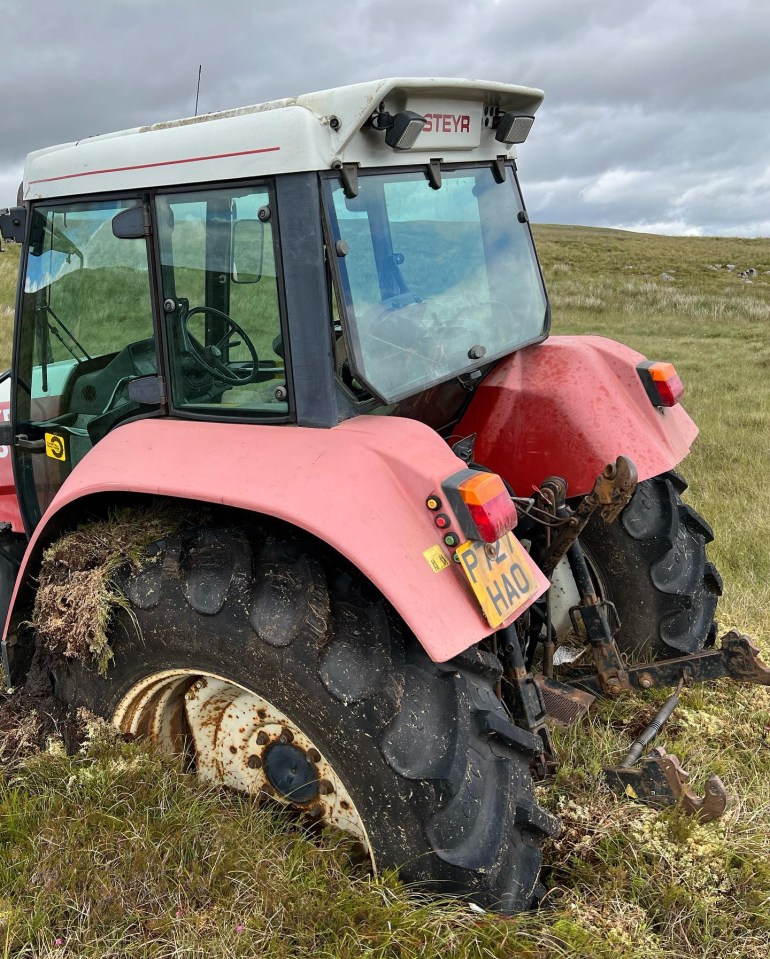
[0,226,769,957]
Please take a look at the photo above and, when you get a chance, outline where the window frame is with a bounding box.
[320,160,551,405]
[11,189,163,532]
[151,177,295,426]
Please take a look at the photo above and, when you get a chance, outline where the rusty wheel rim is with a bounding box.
[113,670,373,863]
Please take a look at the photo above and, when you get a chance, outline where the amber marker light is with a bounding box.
[637,360,684,408]
[441,469,517,544]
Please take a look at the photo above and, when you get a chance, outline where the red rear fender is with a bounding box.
[458,336,698,497]
[5,416,521,662]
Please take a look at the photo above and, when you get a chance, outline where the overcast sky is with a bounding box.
[2,0,769,236]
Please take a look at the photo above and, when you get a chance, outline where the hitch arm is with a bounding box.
[605,748,728,823]
[571,631,770,697]
[603,678,729,822]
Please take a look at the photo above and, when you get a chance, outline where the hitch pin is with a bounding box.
[620,676,685,768]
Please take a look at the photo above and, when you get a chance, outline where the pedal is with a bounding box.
[535,675,595,727]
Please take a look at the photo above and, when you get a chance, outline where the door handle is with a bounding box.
[14,435,46,453]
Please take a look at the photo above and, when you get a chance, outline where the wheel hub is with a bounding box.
[262,742,319,804]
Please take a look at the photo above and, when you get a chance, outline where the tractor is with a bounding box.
[0,77,767,914]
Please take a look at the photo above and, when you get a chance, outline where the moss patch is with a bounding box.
[31,504,188,674]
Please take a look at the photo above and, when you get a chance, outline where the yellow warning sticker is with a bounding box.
[423,544,450,573]
[625,784,639,800]
[45,433,66,461]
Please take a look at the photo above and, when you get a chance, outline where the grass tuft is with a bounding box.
[31,504,188,673]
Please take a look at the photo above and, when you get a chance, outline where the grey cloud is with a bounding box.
[2,0,770,235]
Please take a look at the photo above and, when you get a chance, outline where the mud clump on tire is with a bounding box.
[31,505,189,674]
[0,644,97,764]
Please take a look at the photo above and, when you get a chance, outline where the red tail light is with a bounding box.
[637,360,684,408]
[441,469,517,543]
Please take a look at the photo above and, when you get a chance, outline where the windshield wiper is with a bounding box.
[44,305,92,362]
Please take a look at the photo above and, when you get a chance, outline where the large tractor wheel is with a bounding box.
[50,526,557,913]
[579,470,723,661]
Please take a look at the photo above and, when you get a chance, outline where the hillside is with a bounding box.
[0,225,768,957]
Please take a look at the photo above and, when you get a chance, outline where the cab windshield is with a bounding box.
[323,165,547,403]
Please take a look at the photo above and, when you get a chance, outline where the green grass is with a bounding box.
[1,225,770,956]
[0,242,18,368]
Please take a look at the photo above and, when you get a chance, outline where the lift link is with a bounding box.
[538,455,638,578]
[498,624,555,774]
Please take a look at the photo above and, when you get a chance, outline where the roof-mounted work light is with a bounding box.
[494,112,535,145]
[368,110,427,150]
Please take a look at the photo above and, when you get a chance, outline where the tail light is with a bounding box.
[441,469,517,543]
[637,360,684,408]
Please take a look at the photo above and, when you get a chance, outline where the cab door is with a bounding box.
[13,197,160,530]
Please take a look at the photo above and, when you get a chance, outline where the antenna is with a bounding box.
[194,65,202,116]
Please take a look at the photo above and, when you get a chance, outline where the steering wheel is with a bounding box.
[181,305,260,385]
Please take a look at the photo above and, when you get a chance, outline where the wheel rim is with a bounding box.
[112,670,374,863]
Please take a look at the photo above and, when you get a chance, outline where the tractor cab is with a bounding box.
[3,78,548,529]
[0,78,748,916]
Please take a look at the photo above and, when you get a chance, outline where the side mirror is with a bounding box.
[232,218,265,284]
[0,207,26,243]
[112,205,147,240]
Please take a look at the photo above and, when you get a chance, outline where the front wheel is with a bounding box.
[579,470,723,661]
[50,525,557,913]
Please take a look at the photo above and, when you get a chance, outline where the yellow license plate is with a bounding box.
[456,531,546,628]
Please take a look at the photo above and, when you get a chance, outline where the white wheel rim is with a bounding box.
[113,669,374,864]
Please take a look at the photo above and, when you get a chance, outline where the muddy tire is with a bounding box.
[50,526,557,913]
[579,471,722,660]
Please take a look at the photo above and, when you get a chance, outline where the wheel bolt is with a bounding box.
[260,784,274,798]
[307,748,321,763]
[247,754,262,769]
[306,804,324,821]
[256,731,270,745]
[279,728,294,744]
[318,779,334,796]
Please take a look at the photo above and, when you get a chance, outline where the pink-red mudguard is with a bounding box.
[458,335,699,497]
[4,415,547,663]
[0,379,23,532]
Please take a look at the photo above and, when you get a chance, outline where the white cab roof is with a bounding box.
[23,78,544,200]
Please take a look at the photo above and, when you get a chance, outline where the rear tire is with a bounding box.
[579,470,723,660]
[50,525,557,913]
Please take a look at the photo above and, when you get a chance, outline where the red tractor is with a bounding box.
[0,78,765,913]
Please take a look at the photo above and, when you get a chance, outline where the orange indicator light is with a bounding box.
[637,360,684,407]
[457,473,517,543]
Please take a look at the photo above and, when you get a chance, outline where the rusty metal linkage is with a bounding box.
[499,624,555,767]
[571,630,770,697]
[620,677,685,768]
[539,455,638,578]
[605,747,729,823]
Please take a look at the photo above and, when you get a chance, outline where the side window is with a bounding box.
[156,187,287,416]
[15,198,157,520]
